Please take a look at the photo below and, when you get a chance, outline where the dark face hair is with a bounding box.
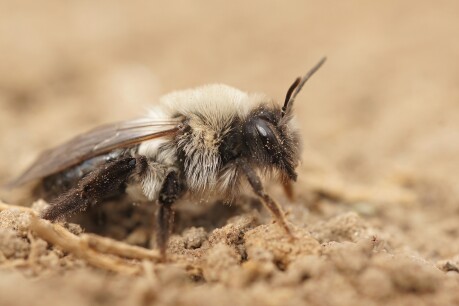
[218,104,300,181]
[242,105,300,181]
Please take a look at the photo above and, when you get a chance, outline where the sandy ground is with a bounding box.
[1,1,459,305]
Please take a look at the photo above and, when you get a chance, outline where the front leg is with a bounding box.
[156,171,184,258]
[237,159,294,238]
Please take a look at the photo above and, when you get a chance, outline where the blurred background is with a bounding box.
[1,0,458,183]
[1,0,459,256]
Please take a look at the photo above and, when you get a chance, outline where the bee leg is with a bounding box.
[42,156,143,221]
[282,180,295,201]
[237,159,294,239]
[157,171,183,259]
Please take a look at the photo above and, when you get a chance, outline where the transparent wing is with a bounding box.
[8,117,183,187]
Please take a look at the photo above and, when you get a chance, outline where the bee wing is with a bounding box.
[7,117,183,187]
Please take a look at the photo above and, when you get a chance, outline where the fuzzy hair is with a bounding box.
[135,84,296,201]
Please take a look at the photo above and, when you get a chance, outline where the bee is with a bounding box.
[8,58,326,257]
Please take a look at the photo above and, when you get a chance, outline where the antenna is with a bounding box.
[282,57,326,117]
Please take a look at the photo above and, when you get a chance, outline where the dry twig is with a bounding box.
[0,202,165,274]
[29,215,142,274]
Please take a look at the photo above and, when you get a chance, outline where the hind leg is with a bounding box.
[42,156,147,221]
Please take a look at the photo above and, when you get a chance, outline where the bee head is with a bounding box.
[217,58,325,182]
[241,57,326,181]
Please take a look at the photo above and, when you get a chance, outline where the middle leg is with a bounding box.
[156,170,184,258]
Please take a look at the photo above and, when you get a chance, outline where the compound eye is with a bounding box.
[255,121,269,137]
[254,118,282,153]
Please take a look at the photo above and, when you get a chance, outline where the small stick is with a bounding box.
[29,215,142,274]
[0,202,165,264]
[81,234,162,261]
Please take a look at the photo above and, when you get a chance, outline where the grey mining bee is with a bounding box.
[9,58,326,257]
